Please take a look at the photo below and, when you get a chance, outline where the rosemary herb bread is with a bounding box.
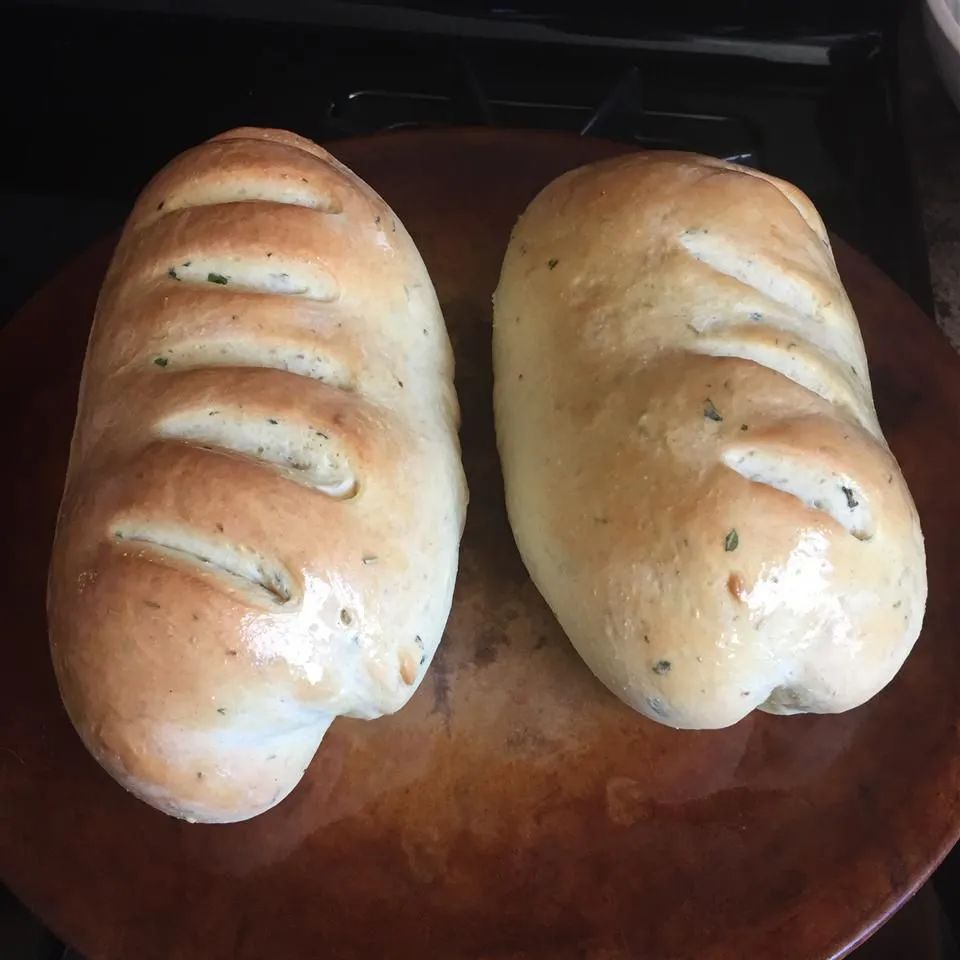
[493,151,926,729]
[48,128,467,821]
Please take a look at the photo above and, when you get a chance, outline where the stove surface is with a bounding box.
[1,1,933,320]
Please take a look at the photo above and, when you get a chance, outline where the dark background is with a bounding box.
[0,0,932,320]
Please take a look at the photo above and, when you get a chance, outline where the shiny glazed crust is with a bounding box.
[493,151,926,729]
[48,128,467,822]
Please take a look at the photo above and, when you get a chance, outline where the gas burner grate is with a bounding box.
[326,58,761,166]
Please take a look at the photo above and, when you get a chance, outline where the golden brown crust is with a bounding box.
[493,151,926,729]
[48,128,467,821]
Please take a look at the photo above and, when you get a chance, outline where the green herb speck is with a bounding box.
[153,356,168,367]
[653,660,672,675]
[217,707,227,715]
[207,272,229,285]
[704,398,723,422]
[724,529,739,552]
[841,485,859,509]
[547,258,559,270]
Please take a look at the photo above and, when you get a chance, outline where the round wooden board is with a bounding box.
[2,129,960,960]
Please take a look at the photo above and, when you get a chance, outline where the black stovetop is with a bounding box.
[0,0,934,321]
[0,2,953,956]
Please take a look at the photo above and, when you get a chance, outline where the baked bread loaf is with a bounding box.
[493,151,926,730]
[48,128,467,822]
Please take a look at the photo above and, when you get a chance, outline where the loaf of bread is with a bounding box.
[48,128,467,822]
[493,151,926,730]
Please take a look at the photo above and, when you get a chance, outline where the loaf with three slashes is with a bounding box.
[493,151,926,729]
